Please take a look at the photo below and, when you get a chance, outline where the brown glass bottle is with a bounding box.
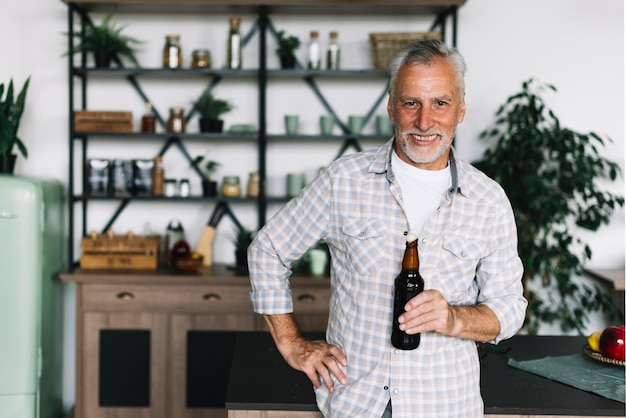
[391,232,424,350]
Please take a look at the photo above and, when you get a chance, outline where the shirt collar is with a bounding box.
[372,138,470,199]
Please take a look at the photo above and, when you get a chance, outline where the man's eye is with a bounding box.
[436,101,448,107]
[404,101,417,107]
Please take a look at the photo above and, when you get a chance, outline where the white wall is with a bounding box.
[1,0,623,412]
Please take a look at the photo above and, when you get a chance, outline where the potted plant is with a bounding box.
[191,156,221,197]
[193,91,234,133]
[275,30,300,69]
[473,79,624,334]
[65,11,142,68]
[0,77,30,174]
[232,226,254,271]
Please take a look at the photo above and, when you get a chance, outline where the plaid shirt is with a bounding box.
[249,139,527,418]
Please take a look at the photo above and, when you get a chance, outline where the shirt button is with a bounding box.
[359,232,365,237]
[394,349,399,354]
[421,238,428,244]
[461,251,466,258]
[383,386,389,390]
[393,389,399,394]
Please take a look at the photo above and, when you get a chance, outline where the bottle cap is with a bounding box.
[405,232,417,243]
[311,31,319,38]
[330,31,338,39]
[230,17,241,26]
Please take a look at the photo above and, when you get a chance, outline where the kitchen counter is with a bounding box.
[225,333,625,417]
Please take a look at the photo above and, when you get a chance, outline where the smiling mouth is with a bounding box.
[410,133,438,142]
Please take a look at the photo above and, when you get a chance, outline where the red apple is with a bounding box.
[599,326,626,361]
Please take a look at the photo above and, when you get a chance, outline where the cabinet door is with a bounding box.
[80,312,167,418]
[169,314,254,418]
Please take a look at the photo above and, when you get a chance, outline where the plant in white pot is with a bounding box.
[473,79,624,334]
[193,91,234,133]
[0,77,30,174]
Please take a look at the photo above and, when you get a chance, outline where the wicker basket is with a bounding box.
[369,31,442,70]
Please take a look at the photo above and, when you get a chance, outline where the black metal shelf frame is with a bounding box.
[65,2,460,267]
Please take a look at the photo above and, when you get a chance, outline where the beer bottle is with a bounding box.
[391,232,424,350]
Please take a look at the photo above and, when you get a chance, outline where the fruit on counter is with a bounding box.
[587,330,602,352]
[599,326,625,361]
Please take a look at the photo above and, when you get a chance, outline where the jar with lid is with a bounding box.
[141,102,156,133]
[246,171,259,197]
[221,175,241,197]
[308,30,321,70]
[192,49,211,69]
[327,31,340,70]
[179,178,190,197]
[167,107,186,133]
[164,179,177,197]
[163,34,182,69]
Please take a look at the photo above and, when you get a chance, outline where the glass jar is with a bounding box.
[227,17,242,69]
[221,175,241,197]
[246,171,259,197]
[191,49,211,69]
[179,178,190,197]
[164,179,177,197]
[163,34,182,69]
[167,107,185,133]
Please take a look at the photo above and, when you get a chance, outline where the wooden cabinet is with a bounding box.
[61,265,330,418]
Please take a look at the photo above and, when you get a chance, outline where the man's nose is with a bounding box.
[414,107,434,132]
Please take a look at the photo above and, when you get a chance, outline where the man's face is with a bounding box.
[388,57,466,170]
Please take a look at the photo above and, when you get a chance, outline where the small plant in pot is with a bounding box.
[193,91,234,133]
[65,11,142,68]
[191,156,221,197]
[231,226,254,272]
[0,77,30,174]
[275,30,300,69]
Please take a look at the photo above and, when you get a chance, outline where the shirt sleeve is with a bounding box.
[248,170,332,314]
[476,196,528,343]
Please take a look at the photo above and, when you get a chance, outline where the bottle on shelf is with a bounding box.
[167,107,185,133]
[141,102,156,133]
[308,30,321,70]
[163,34,182,69]
[327,31,340,70]
[391,232,424,350]
[227,17,242,69]
[151,156,165,196]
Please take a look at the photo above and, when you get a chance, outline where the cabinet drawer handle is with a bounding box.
[116,292,134,300]
[297,294,315,303]
[203,293,221,302]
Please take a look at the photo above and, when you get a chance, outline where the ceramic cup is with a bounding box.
[320,115,335,135]
[284,115,299,135]
[348,115,365,135]
[376,115,394,136]
[308,248,328,277]
[286,173,306,198]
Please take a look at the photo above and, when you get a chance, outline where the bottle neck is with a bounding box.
[402,240,419,270]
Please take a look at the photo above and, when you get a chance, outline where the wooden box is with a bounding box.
[80,233,160,270]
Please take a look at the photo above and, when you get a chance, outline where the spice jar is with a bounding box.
[179,178,190,197]
[163,34,182,69]
[192,49,211,69]
[167,107,185,133]
[246,171,259,197]
[164,179,177,197]
[221,176,241,197]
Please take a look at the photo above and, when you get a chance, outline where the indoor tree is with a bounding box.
[473,79,624,334]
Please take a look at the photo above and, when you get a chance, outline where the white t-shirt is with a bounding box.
[391,150,451,235]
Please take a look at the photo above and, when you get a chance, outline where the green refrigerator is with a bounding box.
[0,175,65,418]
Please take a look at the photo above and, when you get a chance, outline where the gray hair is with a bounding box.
[388,40,466,99]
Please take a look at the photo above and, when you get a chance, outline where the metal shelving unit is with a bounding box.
[62,0,464,268]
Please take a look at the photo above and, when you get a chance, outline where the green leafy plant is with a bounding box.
[65,11,142,67]
[473,79,624,334]
[191,156,221,181]
[193,91,234,120]
[275,30,301,58]
[232,227,254,252]
[0,77,30,171]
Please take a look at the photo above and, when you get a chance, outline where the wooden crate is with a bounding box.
[369,31,442,70]
[80,233,159,270]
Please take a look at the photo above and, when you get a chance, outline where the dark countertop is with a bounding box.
[225,333,625,416]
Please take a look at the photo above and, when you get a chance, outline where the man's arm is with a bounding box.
[264,313,348,392]
[398,289,500,342]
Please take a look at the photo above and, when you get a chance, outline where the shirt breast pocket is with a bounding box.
[437,236,487,296]
[341,218,386,276]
